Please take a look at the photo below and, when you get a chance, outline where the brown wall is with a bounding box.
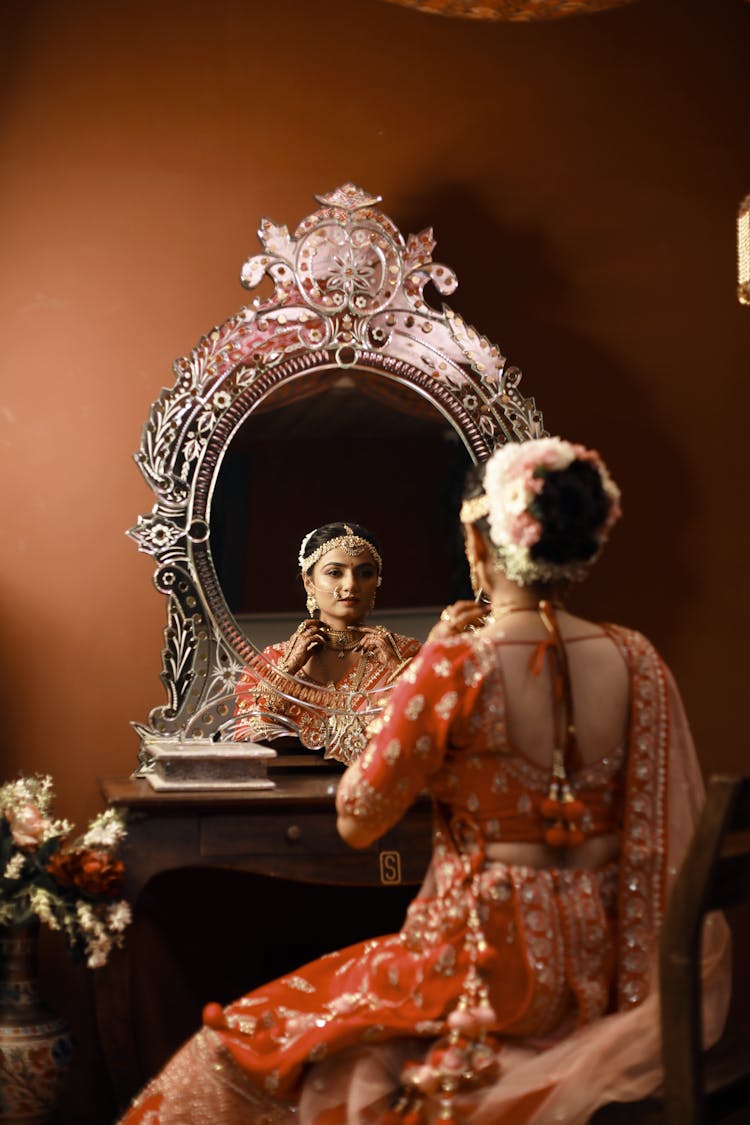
[1,0,749,1119]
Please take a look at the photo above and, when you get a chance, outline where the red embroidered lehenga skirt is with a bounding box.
[120,843,621,1125]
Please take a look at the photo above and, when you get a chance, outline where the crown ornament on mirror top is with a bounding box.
[127,185,546,753]
[236,181,534,403]
[130,183,544,528]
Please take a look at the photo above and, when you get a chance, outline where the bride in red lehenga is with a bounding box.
[119,438,730,1125]
[233,521,421,765]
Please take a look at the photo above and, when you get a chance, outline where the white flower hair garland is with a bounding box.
[483,437,622,586]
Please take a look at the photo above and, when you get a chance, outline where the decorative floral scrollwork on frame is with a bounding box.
[129,185,546,760]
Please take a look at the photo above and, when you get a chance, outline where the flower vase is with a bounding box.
[0,921,72,1124]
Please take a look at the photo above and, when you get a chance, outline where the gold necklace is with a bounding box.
[321,626,361,658]
[487,600,564,624]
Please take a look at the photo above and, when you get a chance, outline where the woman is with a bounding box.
[120,439,729,1125]
[234,522,421,764]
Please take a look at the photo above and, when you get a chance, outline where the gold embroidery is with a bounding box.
[415,734,433,757]
[405,694,425,720]
[435,690,458,720]
[383,739,401,765]
[283,976,316,993]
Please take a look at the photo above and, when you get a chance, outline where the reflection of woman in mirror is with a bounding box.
[234,522,421,764]
[119,439,729,1125]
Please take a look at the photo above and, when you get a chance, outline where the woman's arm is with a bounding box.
[335,637,484,848]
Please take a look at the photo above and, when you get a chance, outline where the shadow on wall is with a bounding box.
[0,6,34,119]
[397,179,695,641]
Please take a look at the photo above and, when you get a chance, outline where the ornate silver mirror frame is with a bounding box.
[129,184,545,774]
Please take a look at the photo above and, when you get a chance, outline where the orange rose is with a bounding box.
[47,849,124,896]
[78,850,124,896]
[46,850,79,887]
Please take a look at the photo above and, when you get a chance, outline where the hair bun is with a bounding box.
[482,437,621,586]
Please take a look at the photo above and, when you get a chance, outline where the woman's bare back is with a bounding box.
[483,609,629,870]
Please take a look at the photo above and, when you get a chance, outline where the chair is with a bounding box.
[659,772,750,1124]
[593,773,750,1125]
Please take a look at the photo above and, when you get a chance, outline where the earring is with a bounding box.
[306,592,318,616]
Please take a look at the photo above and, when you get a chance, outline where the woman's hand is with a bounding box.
[336,812,379,849]
[427,600,489,644]
[354,625,402,667]
[282,619,326,675]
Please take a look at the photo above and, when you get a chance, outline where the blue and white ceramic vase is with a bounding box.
[0,921,72,1124]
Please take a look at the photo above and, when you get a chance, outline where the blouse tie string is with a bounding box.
[533,600,586,848]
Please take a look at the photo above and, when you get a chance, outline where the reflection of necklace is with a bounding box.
[322,626,360,658]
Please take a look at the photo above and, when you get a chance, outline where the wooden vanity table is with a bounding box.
[95,768,433,1109]
[101,769,432,893]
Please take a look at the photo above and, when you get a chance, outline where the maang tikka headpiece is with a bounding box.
[299,524,384,576]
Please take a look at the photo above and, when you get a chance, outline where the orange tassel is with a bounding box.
[562,798,585,821]
[544,822,568,848]
[540,796,563,819]
[542,772,587,847]
[202,1002,226,1029]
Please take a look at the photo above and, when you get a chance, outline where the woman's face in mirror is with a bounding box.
[303,548,380,628]
[209,368,473,643]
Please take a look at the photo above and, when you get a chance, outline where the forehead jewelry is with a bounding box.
[299,523,383,574]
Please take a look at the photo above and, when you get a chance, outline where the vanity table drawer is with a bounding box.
[198,809,431,885]
[200,812,345,857]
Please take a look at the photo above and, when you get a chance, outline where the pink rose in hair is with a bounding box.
[508,509,542,548]
[483,436,622,586]
[7,803,50,850]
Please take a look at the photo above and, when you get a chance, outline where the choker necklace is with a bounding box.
[322,626,360,658]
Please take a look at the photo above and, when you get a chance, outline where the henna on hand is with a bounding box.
[355,625,401,668]
[283,619,325,674]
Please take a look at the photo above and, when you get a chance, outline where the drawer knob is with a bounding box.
[286,824,302,842]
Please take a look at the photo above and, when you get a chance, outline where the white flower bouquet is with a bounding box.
[0,774,131,968]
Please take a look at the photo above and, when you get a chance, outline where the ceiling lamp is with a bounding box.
[381,0,638,21]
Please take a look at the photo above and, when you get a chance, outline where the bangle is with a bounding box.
[385,656,414,684]
[376,625,402,661]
